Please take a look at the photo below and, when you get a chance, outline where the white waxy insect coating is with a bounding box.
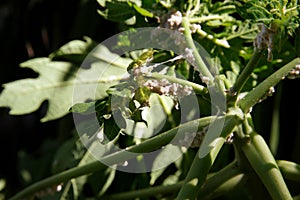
[167,11,182,28]
[190,23,201,33]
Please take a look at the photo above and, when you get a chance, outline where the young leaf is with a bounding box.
[130,2,154,18]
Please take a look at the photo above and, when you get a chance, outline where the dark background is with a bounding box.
[0,0,118,196]
[0,0,299,197]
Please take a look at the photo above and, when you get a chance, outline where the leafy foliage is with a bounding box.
[2,0,300,199]
[0,37,131,121]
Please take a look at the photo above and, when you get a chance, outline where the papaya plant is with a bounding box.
[1,0,300,199]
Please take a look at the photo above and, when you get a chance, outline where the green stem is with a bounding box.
[181,17,214,84]
[269,83,282,155]
[176,114,241,199]
[187,0,200,17]
[226,28,258,41]
[294,195,300,200]
[277,160,300,182]
[189,15,224,23]
[198,162,247,199]
[108,181,184,199]
[196,29,230,48]
[9,116,215,200]
[241,132,292,200]
[176,139,225,199]
[228,49,263,102]
[10,162,106,200]
[212,5,236,13]
[108,162,246,200]
[148,72,209,96]
[239,58,300,112]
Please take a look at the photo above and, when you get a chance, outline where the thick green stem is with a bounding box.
[176,114,241,199]
[269,83,282,155]
[10,161,105,200]
[9,116,215,200]
[228,49,263,103]
[198,161,246,199]
[241,132,292,200]
[108,181,184,199]
[181,17,214,84]
[239,58,300,112]
[176,139,225,200]
[294,195,300,200]
[108,162,246,200]
[277,160,300,182]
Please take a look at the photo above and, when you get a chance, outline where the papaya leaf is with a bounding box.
[0,42,132,122]
[70,101,97,114]
[0,58,79,122]
[49,36,98,64]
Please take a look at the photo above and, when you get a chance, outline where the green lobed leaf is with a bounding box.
[0,58,78,122]
[69,101,97,114]
[49,37,98,63]
[0,40,131,122]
